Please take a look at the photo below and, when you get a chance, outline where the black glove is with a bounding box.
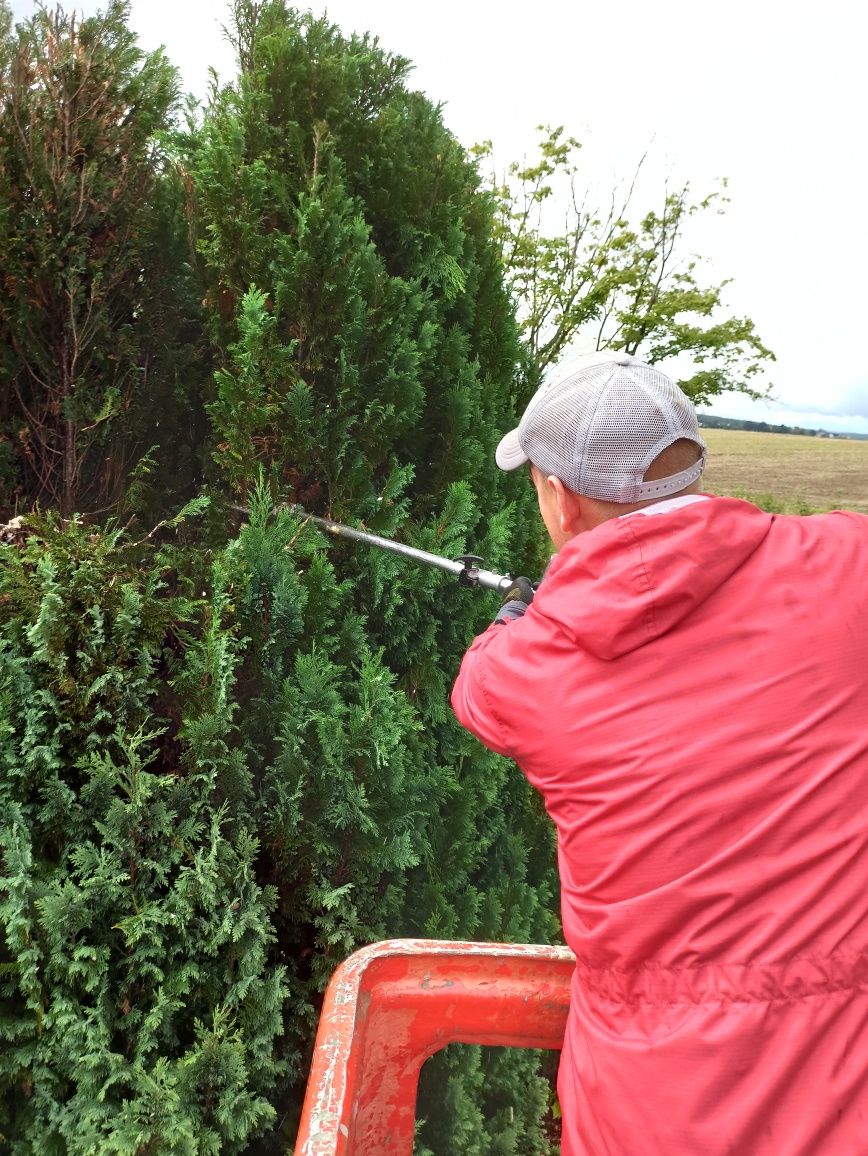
[494,576,535,624]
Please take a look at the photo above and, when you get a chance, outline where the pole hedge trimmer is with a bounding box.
[288,504,519,595]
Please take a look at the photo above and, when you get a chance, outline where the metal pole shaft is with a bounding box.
[289,506,513,593]
[294,508,465,576]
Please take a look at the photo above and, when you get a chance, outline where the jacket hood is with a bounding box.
[533,496,774,660]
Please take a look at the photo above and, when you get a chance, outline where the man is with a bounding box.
[451,351,868,1156]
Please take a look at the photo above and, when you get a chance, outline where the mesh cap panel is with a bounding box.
[500,352,706,502]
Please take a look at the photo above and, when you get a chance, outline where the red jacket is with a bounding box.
[452,496,868,1156]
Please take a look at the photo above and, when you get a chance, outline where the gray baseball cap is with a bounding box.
[495,351,707,502]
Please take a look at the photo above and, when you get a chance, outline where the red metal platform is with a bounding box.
[294,938,575,1155]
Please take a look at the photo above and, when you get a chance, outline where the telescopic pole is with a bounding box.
[288,505,515,594]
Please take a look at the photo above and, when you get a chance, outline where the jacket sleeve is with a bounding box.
[451,621,521,758]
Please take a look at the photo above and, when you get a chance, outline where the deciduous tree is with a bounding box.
[478,125,774,402]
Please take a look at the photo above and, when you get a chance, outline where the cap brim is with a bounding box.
[495,429,528,472]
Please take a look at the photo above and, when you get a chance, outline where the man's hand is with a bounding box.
[494,576,535,624]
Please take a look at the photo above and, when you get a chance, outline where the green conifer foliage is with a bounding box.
[189,5,560,1150]
[0,517,287,1153]
[0,1,564,1148]
[0,0,208,520]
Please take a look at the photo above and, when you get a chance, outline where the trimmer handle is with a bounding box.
[454,555,514,595]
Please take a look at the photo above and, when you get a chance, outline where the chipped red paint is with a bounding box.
[295,938,575,1155]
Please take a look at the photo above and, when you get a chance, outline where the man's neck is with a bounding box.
[622,493,710,519]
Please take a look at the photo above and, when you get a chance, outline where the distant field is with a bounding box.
[701,428,868,514]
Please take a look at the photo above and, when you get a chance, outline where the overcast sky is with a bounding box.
[9,0,868,434]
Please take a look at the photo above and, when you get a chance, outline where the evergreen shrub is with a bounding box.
[0,513,287,1153]
[189,5,560,1146]
[0,0,209,522]
[0,1,562,1151]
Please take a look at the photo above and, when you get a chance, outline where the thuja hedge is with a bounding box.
[0,512,287,1153]
[0,2,561,1151]
[1,494,558,1153]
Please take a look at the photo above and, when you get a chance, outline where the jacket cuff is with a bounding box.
[494,599,529,625]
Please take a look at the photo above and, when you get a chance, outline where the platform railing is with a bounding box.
[294,938,575,1155]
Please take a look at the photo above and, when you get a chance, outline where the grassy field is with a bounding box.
[701,428,868,514]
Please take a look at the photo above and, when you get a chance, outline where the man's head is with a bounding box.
[496,351,707,546]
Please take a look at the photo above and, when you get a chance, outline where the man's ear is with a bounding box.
[547,475,585,534]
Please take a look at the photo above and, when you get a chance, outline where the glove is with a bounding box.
[494,576,535,625]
